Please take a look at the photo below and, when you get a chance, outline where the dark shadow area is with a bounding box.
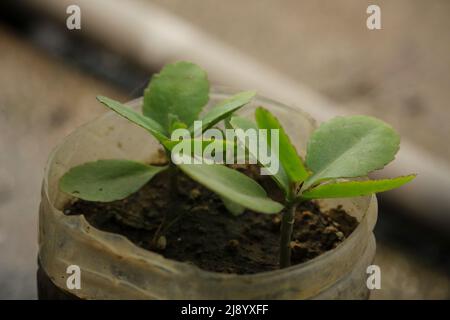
[0,0,158,97]
[376,196,450,275]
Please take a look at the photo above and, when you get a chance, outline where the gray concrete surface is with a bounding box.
[151,0,450,162]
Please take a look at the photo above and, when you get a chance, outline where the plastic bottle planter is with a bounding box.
[38,87,377,299]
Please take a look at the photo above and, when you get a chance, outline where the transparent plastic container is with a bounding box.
[38,87,377,299]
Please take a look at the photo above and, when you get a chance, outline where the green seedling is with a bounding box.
[230,108,416,268]
[59,61,283,246]
[59,60,415,269]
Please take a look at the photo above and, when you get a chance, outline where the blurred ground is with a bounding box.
[0,0,449,299]
[373,244,449,299]
[0,27,125,298]
[152,0,450,162]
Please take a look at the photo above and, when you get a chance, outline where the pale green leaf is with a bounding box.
[255,107,309,184]
[177,161,283,214]
[303,116,400,190]
[302,175,416,200]
[97,96,169,144]
[144,61,209,131]
[60,160,168,202]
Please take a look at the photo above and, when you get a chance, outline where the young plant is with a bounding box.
[230,108,416,268]
[60,61,283,246]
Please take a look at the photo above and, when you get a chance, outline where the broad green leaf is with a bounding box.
[221,196,246,216]
[255,107,309,184]
[60,160,168,202]
[177,160,284,214]
[230,116,290,194]
[303,116,400,190]
[190,91,256,133]
[97,96,169,144]
[143,61,209,131]
[302,175,416,200]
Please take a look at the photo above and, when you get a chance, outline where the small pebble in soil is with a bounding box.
[271,216,281,232]
[301,210,314,221]
[156,236,167,250]
[226,239,240,253]
[290,241,309,262]
[189,188,201,200]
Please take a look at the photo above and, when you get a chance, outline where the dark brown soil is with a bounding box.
[65,164,358,274]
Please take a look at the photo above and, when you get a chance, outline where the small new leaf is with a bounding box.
[144,61,209,131]
[164,138,235,155]
[192,91,256,133]
[168,113,188,133]
[60,160,168,202]
[302,175,416,200]
[255,107,309,184]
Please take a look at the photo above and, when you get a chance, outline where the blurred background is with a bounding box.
[0,0,449,299]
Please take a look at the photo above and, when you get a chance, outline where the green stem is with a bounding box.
[279,200,297,268]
